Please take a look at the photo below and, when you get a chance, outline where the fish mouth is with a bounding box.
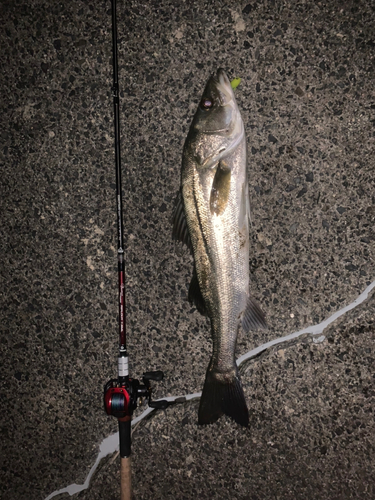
[212,68,233,99]
[216,68,231,86]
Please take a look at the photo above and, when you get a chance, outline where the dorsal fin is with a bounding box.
[172,189,192,251]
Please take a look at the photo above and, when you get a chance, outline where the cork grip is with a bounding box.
[120,456,132,500]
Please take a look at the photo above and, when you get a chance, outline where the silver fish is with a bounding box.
[173,69,266,426]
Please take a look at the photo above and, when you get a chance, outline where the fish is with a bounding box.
[173,69,267,427]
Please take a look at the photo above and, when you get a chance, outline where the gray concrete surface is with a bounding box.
[1,0,374,499]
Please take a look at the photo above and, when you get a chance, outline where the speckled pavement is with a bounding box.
[1,1,374,499]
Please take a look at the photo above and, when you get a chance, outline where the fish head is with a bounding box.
[186,69,244,168]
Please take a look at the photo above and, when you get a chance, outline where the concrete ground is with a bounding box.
[1,0,374,499]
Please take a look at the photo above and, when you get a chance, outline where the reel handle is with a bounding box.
[143,370,164,382]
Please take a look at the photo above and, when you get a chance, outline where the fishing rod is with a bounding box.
[103,1,169,498]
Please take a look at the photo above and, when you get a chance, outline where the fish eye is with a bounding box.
[200,97,213,110]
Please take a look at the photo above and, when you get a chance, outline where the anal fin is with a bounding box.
[241,295,267,332]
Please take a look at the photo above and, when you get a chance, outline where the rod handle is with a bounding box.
[120,456,132,500]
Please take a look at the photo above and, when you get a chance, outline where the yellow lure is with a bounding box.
[230,78,241,89]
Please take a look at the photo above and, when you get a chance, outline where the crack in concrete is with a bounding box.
[237,280,375,366]
[44,279,375,499]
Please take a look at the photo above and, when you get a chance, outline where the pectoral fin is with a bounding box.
[210,161,231,216]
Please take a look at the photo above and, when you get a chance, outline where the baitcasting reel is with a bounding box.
[104,370,169,419]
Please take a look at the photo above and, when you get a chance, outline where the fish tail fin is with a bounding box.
[198,367,249,427]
